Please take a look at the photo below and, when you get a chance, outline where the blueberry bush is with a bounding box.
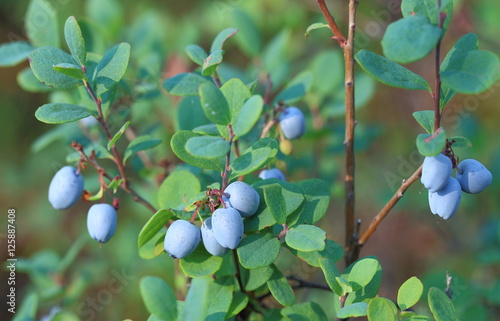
[1,0,500,320]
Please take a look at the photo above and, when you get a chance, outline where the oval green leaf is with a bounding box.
[171,130,226,171]
[367,297,398,321]
[35,103,96,124]
[29,47,82,89]
[428,287,460,321]
[93,42,131,97]
[179,244,223,278]
[237,233,280,269]
[138,209,173,249]
[286,225,326,252]
[267,264,295,307]
[185,136,230,160]
[64,16,86,66]
[0,41,34,67]
[398,276,424,311]
[198,82,231,125]
[140,276,177,321]
[416,128,447,157]
[230,137,279,178]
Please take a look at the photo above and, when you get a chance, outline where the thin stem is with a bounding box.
[434,0,445,131]
[260,119,278,138]
[357,165,422,246]
[316,0,347,47]
[221,125,235,191]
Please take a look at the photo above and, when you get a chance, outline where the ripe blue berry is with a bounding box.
[48,166,84,210]
[222,181,260,218]
[164,220,201,259]
[212,207,244,249]
[428,177,462,220]
[279,106,306,140]
[259,168,286,181]
[421,154,452,193]
[87,204,117,243]
[201,217,229,257]
[455,159,492,194]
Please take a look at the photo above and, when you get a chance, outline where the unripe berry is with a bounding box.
[87,204,117,243]
[222,181,260,218]
[164,220,201,259]
[48,166,84,210]
[279,107,306,140]
[259,168,286,181]
[201,217,229,257]
[421,154,452,193]
[212,207,244,249]
[455,159,492,194]
[428,177,462,220]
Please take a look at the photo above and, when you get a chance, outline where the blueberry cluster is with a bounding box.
[48,166,117,243]
[163,181,260,259]
[422,154,492,219]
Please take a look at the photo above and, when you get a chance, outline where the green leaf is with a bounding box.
[267,264,295,307]
[0,41,34,67]
[158,170,201,210]
[93,42,131,97]
[274,70,313,104]
[225,292,249,319]
[367,297,398,321]
[124,135,162,163]
[449,136,472,148]
[53,63,86,80]
[263,184,287,224]
[218,78,252,139]
[311,50,344,95]
[441,50,500,94]
[243,265,274,291]
[177,96,210,131]
[355,50,431,91]
[428,287,460,321]
[192,124,220,136]
[164,73,210,96]
[138,209,173,249]
[337,302,368,318]
[25,0,60,48]
[286,225,326,252]
[305,23,330,38]
[12,292,38,321]
[206,276,234,321]
[170,131,225,171]
[179,244,223,277]
[181,277,210,321]
[185,136,230,160]
[185,44,208,66]
[202,50,224,76]
[413,111,434,134]
[29,47,82,89]
[210,27,238,53]
[398,276,424,311]
[230,137,279,178]
[17,67,52,92]
[344,256,382,305]
[85,0,124,41]
[35,103,96,124]
[107,177,124,193]
[140,276,177,321]
[337,277,354,296]
[290,239,344,267]
[198,82,231,125]
[108,121,131,150]
[64,16,86,66]
[416,128,447,157]
[237,233,280,269]
[382,16,442,64]
[319,257,341,296]
[233,95,264,139]
[281,302,328,321]
[288,179,331,225]
[231,9,261,57]
[401,0,453,32]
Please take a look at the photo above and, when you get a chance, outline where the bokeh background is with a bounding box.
[1,0,499,320]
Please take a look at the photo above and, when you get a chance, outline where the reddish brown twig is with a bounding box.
[316,0,347,47]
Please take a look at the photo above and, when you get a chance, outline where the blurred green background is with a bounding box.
[1,0,499,320]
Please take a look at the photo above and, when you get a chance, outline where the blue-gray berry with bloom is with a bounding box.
[279,106,306,140]
[222,181,260,217]
[421,154,452,193]
[259,168,286,181]
[48,166,84,210]
[164,220,200,259]
[428,177,462,220]
[212,207,244,249]
[455,159,492,194]
[87,204,117,243]
[201,217,229,257]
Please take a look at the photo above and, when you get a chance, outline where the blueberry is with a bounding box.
[421,154,452,193]
[455,159,492,194]
[164,220,201,259]
[428,177,462,220]
[279,106,306,140]
[201,217,229,257]
[259,168,286,181]
[87,204,117,243]
[211,207,244,249]
[48,166,84,210]
[222,181,260,218]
